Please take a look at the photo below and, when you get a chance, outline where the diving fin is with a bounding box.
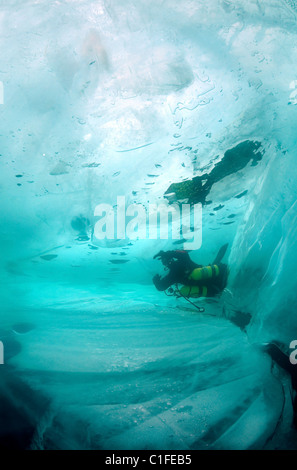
[213,243,229,264]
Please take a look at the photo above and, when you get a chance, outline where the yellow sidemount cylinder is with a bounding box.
[178,265,220,298]
[179,285,208,298]
[188,264,219,282]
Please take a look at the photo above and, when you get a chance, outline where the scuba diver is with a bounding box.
[152,244,229,299]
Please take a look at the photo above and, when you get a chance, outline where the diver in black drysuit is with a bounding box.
[152,249,228,297]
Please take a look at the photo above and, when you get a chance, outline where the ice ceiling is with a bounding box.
[1,0,297,450]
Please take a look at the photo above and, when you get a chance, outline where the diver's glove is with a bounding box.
[153,251,165,260]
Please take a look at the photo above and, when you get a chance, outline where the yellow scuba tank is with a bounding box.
[179,285,208,298]
[188,264,220,281]
[179,264,220,298]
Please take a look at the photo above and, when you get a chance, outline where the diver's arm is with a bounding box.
[171,250,200,271]
[155,250,190,262]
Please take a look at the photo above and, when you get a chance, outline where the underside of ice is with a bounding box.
[1,0,297,450]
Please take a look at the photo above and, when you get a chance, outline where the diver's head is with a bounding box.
[162,258,171,268]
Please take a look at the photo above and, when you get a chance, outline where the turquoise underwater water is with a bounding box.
[1,0,297,450]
